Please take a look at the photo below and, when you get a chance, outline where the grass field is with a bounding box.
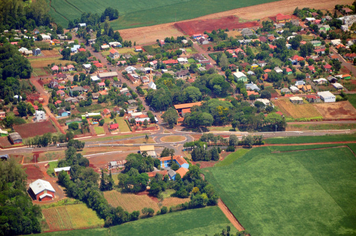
[94,126,105,135]
[33,68,48,76]
[273,98,322,119]
[42,204,104,231]
[29,57,73,68]
[117,117,130,132]
[349,94,356,109]
[42,206,236,236]
[214,149,249,167]
[287,123,356,131]
[265,133,356,144]
[47,0,277,29]
[203,146,356,235]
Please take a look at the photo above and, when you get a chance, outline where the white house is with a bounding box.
[317,91,336,103]
[40,34,51,40]
[83,64,91,70]
[35,110,46,122]
[91,75,101,82]
[148,81,157,90]
[332,83,344,90]
[289,86,299,93]
[255,98,272,107]
[101,44,110,50]
[78,23,86,27]
[313,78,327,85]
[177,58,188,64]
[274,67,283,73]
[233,71,247,82]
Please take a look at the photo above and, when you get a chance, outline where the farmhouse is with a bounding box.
[317,91,336,103]
[290,96,303,104]
[28,179,55,201]
[54,166,71,176]
[8,132,22,144]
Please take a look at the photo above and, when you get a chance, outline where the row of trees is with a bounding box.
[26,131,76,148]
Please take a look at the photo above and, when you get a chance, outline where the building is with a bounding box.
[33,48,41,56]
[54,167,71,176]
[148,81,157,90]
[245,83,260,91]
[58,108,69,117]
[109,48,120,59]
[275,13,292,23]
[281,88,291,94]
[233,71,247,82]
[313,78,327,85]
[318,91,336,103]
[290,96,303,104]
[98,72,118,80]
[28,179,55,201]
[332,83,344,90]
[159,156,189,180]
[109,123,119,130]
[174,102,202,114]
[255,98,271,107]
[302,85,311,92]
[305,95,321,103]
[8,132,22,144]
[35,110,46,122]
[176,70,189,78]
[113,80,123,89]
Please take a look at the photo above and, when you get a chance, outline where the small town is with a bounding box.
[1,0,356,236]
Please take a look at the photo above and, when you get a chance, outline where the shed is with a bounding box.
[28,179,55,201]
[8,132,22,144]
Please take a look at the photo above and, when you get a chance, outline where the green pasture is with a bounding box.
[41,206,236,236]
[203,146,356,235]
[349,94,356,109]
[47,0,278,29]
[265,133,356,144]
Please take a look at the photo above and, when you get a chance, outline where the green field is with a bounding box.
[265,133,356,144]
[349,94,356,109]
[117,117,130,132]
[94,126,105,135]
[47,0,278,29]
[203,146,356,235]
[41,206,236,235]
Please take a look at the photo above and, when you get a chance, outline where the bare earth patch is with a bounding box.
[160,135,186,143]
[313,101,356,120]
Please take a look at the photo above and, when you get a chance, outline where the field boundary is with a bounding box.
[218,199,245,231]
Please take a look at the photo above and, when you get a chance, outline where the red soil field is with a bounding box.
[23,164,44,180]
[14,120,57,138]
[174,16,260,35]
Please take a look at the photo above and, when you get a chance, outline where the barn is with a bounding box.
[29,179,55,201]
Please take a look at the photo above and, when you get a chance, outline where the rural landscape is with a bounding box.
[1,0,356,235]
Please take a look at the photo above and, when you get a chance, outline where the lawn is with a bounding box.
[265,133,356,144]
[46,161,58,176]
[160,135,186,142]
[42,206,237,236]
[117,117,130,132]
[348,94,356,109]
[214,148,249,167]
[42,204,104,231]
[94,126,105,135]
[203,146,356,235]
[47,0,278,29]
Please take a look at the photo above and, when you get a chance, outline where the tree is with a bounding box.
[161,107,178,128]
[219,53,229,69]
[183,86,202,103]
[229,135,238,146]
[17,102,27,117]
[242,135,254,148]
[99,119,105,126]
[143,120,149,128]
[61,48,71,60]
[66,131,74,141]
[260,90,271,99]
[145,134,149,142]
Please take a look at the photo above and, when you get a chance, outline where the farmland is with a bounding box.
[273,98,322,119]
[349,94,356,109]
[203,146,356,235]
[42,206,236,236]
[13,120,57,138]
[265,133,356,144]
[47,0,277,29]
[42,204,104,231]
[29,57,72,68]
[313,101,356,120]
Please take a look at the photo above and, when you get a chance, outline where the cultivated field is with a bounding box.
[42,204,104,231]
[265,133,356,144]
[273,98,322,119]
[13,120,57,138]
[349,94,356,109]
[29,57,73,68]
[313,101,356,120]
[204,146,356,235]
[42,206,236,236]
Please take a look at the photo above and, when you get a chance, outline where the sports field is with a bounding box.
[46,0,277,29]
[42,204,104,231]
[41,206,237,235]
[203,146,356,235]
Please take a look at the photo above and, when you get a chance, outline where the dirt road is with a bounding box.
[119,0,352,45]
[218,199,245,231]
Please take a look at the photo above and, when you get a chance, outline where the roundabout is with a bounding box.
[160,135,187,143]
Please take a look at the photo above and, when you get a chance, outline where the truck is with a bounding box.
[57,143,68,147]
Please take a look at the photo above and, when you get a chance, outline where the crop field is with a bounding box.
[313,101,356,120]
[286,123,356,131]
[42,204,104,231]
[349,94,356,109]
[203,146,356,235]
[42,206,236,236]
[13,120,57,138]
[33,68,48,76]
[273,98,322,119]
[29,57,72,68]
[46,0,277,29]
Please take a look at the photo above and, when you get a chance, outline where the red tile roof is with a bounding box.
[162,59,178,64]
[78,48,86,52]
[176,167,189,178]
[276,13,291,21]
[110,48,118,54]
[174,102,202,110]
[110,123,118,129]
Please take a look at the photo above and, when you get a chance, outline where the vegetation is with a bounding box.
[204,146,356,235]
[265,133,356,144]
[41,206,236,236]
[0,159,42,235]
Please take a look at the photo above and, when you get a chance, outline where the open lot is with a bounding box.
[42,204,104,232]
[14,120,57,138]
[117,117,130,132]
[42,206,236,236]
[204,146,356,235]
[23,164,44,180]
[313,101,356,120]
[273,98,322,119]
[29,57,73,68]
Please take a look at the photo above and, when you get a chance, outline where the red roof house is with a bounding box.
[110,123,119,130]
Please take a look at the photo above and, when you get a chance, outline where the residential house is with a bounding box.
[148,81,157,90]
[241,28,254,37]
[113,80,123,89]
[281,88,291,94]
[65,97,78,103]
[302,85,312,92]
[134,46,143,52]
[54,167,71,176]
[127,73,140,84]
[92,93,99,99]
[290,96,303,104]
[286,68,292,75]
[255,98,272,107]
[109,123,119,130]
[324,64,332,72]
[318,24,330,32]
[109,42,122,48]
[332,83,344,90]
[83,64,91,71]
[91,75,101,82]
[295,80,306,86]
[289,86,299,93]
[176,70,189,78]
[174,102,202,115]
[192,54,206,63]
[58,108,69,117]
[33,48,41,56]
[0,111,5,120]
[141,76,150,84]
[71,45,80,53]
[258,61,267,67]
[65,118,82,126]
[245,83,260,91]
[98,82,105,90]
[251,64,258,69]
[125,66,136,74]
[35,110,46,122]
[274,67,283,73]
[49,79,59,88]
[313,78,327,85]
[177,58,188,64]
[109,48,120,59]
[51,65,59,72]
[8,132,22,144]
[67,65,75,71]
[289,55,304,65]
[162,59,178,65]
[275,13,292,23]
[327,76,337,83]
[98,72,118,80]
[101,44,110,50]
[311,40,322,47]
[70,86,87,96]
[102,108,111,116]
[317,91,336,103]
[28,179,55,201]
[233,71,247,82]
[305,95,321,103]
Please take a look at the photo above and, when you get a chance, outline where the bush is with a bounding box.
[226,146,235,152]
[13,117,26,125]
[68,122,79,130]
[99,119,105,126]
[161,206,168,214]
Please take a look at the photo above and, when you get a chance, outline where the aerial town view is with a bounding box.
[1,0,356,235]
